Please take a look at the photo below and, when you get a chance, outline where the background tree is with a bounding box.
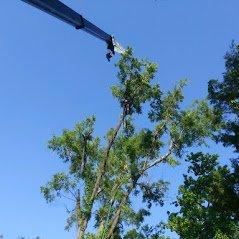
[41,49,219,239]
[168,152,239,239]
[168,43,239,239]
[208,42,239,152]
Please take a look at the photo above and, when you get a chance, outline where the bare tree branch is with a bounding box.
[143,140,174,172]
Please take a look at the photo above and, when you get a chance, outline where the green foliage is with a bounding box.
[208,42,239,152]
[124,223,170,239]
[168,43,239,239]
[111,48,158,115]
[168,152,239,239]
[42,49,219,238]
[41,172,76,203]
[139,181,169,209]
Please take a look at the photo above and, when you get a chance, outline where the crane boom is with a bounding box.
[21,0,125,60]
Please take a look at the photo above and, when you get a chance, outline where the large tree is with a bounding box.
[41,49,218,239]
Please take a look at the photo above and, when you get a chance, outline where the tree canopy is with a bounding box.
[41,49,219,239]
[168,152,239,239]
[168,42,239,239]
[208,42,239,153]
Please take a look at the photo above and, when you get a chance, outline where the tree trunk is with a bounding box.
[76,221,87,239]
[77,229,85,239]
[77,113,126,239]
[105,185,134,239]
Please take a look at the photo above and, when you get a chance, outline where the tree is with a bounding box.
[208,42,239,152]
[41,49,219,239]
[168,43,239,239]
[168,152,239,239]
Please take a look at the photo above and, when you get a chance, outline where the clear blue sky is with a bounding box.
[0,0,238,238]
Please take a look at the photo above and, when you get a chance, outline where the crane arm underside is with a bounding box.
[21,0,113,46]
[82,18,112,44]
[21,0,84,29]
